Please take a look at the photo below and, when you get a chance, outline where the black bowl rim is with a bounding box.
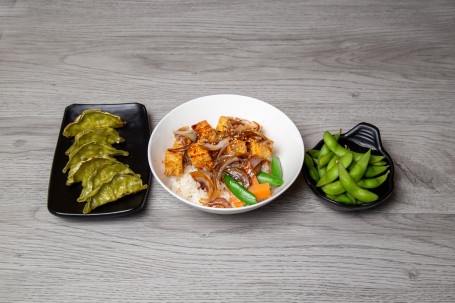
[302,122,395,211]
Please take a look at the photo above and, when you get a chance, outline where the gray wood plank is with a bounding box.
[1,0,454,302]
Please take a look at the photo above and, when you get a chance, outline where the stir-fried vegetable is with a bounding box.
[165,116,284,208]
[223,174,257,205]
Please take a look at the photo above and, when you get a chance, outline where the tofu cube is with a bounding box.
[164,140,184,176]
[188,143,214,171]
[248,140,274,159]
[192,120,217,141]
[225,139,248,156]
[216,116,230,131]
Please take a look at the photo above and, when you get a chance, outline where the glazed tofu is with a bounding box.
[164,140,184,176]
[249,140,274,159]
[215,116,231,131]
[225,139,248,156]
[188,143,214,171]
[192,120,217,141]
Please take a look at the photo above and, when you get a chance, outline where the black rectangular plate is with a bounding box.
[48,103,151,217]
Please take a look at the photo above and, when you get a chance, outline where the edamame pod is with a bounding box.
[316,152,353,187]
[349,149,371,182]
[318,166,327,178]
[338,162,378,203]
[321,180,345,196]
[364,165,389,178]
[307,149,320,159]
[317,151,334,169]
[326,194,354,204]
[357,171,389,188]
[304,152,320,182]
[327,155,340,171]
[346,192,357,204]
[323,131,384,164]
[317,133,340,166]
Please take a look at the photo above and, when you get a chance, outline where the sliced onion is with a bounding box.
[244,155,264,178]
[213,155,240,181]
[198,137,231,151]
[224,166,250,188]
[189,171,214,204]
[167,141,193,153]
[235,129,270,142]
[174,129,198,142]
[207,198,232,208]
[227,117,261,131]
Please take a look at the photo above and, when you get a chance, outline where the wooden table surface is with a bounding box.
[1,0,454,302]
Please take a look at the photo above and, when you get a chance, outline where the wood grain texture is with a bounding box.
[1,0,454,302]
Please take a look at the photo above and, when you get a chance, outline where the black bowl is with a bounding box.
[302,122,394,211]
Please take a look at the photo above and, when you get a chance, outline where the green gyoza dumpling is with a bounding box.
[62,142,128,174]
[63,109,126,138]
[65,127,125,155]
[82,173,147,214]
[77,162,135,202]
[66,155,119,186]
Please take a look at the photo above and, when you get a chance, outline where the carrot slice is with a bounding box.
[225,182,245,208]
[251,175,260,186]
[248,183,271,200]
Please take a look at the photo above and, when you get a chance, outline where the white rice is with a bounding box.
[169,167,229,205]
[169,160,276,206]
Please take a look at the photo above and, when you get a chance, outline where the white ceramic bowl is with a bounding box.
[148,94,304,214]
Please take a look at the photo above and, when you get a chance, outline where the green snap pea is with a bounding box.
[316,152,353,187]
[364,165,389,178]
[338,162,378,203]
[223,174,257,205]
[357,171,390,188]
[304,152,319,182]
[326,194,354,204]
[349,149,371,182]
[271,156,283,180]
[257,171,283,186]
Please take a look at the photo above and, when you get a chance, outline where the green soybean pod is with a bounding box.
[371,160,387,166]
[349,149,371,182]
[318,132,340,163]
[321,180,345,196]
[318,166,327,178]
[357,171,389,188]
[368,154,385,164]
[346,192,357,204]
[327,155,340,171]
[326,194,354,204]
[304,152,320,182]
[316,152,353,187]
[364,165,389,178]
[317,151,334,169]
[338,162,378,203]
[323,131,384,164]
[307,149,320,159]
[323,131,348,158]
